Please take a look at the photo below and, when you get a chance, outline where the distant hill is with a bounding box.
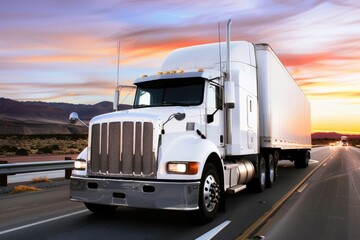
[0,98,131,135]
[312,132,360,139]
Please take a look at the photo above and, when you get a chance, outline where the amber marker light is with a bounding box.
[187,162,199,174]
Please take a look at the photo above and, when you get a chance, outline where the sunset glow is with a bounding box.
[1,0,360,134]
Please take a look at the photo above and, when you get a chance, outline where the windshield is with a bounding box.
[133,77,205,108]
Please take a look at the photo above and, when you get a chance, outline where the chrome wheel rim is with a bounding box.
[203,174,220,212]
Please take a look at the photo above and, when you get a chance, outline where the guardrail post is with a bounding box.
[0,161,8,187]
[65,157,72,179]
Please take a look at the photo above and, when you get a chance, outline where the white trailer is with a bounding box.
[256,44,311,169]
[69,20,311,223]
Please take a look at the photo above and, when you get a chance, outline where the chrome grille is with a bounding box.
[90,121,156,178]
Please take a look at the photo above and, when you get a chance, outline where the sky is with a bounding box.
[1,0,360,134]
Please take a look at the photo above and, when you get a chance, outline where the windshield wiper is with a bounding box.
[162,102,191,106]
[133,104,150,108]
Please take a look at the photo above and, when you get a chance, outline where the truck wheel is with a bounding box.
[294,150,309,168]
[273,150,280,182]
[249,155,266,193]
[188,163,220,224]
[265,153,275,188]
[84,203,117,214]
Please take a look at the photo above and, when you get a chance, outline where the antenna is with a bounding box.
[116,40,120,87]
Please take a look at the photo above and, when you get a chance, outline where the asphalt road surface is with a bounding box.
[254,146,360,240]
[0,147,343,240]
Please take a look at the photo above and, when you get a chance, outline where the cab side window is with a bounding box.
[207,84,221,110]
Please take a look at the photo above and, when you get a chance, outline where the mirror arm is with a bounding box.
[207,105,222,124]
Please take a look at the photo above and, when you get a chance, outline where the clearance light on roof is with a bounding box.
[152,70,184,77]
[198,68,204,72]
[142,74,148,78]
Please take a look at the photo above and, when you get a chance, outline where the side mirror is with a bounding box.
[161,107,186,134]
[69,112,88,127]
[69,112,79,124]
[207,114,214,124]
[174,107,186,121]
[224,81,235,109]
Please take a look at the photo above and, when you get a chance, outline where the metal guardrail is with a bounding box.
[0,158,74,187]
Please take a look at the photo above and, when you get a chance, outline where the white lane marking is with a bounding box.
[195,220,231,240]
[309,159,319,164]
[0,210,88,235]
[297,182,309,193]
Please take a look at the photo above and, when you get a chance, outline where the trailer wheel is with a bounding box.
[250,155,266,193]
[294,150,309,168]
[188,163,220,224]
[84,203,117,214]
[273,150,280,182]
[265,153,275,188]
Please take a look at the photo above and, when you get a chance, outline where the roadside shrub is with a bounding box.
[32,177,51,183]
[51,144,60,151]
[0,145,18,153]
[15,148,29,156]
[36,144,61,154]
[37,146,53,154]
[12,185,40,194]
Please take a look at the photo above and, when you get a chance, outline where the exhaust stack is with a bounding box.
[224,19,234,148]
[226,19,232,80]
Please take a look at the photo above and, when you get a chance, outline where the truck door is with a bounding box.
[206,82,225,152]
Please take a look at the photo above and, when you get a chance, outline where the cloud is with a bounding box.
[1,0,360,134]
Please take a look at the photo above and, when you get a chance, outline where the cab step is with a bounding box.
[226,184,247,194]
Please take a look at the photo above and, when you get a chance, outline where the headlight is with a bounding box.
[167,162,198,175]
[74,159,87,170]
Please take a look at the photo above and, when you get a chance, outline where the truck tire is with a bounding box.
[84,203,117,214]
[249,155,266,193]
[273,150,280,182]
[294,150,309,168]
[265,153,275,188]
[187,163,220,224]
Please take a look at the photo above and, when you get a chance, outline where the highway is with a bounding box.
[0,146,353,240]
[254,146,360,240]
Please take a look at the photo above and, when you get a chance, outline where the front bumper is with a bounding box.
[70,176,200,210]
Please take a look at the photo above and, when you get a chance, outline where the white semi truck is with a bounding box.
[69,20,311,223]
[341,136,348,146]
